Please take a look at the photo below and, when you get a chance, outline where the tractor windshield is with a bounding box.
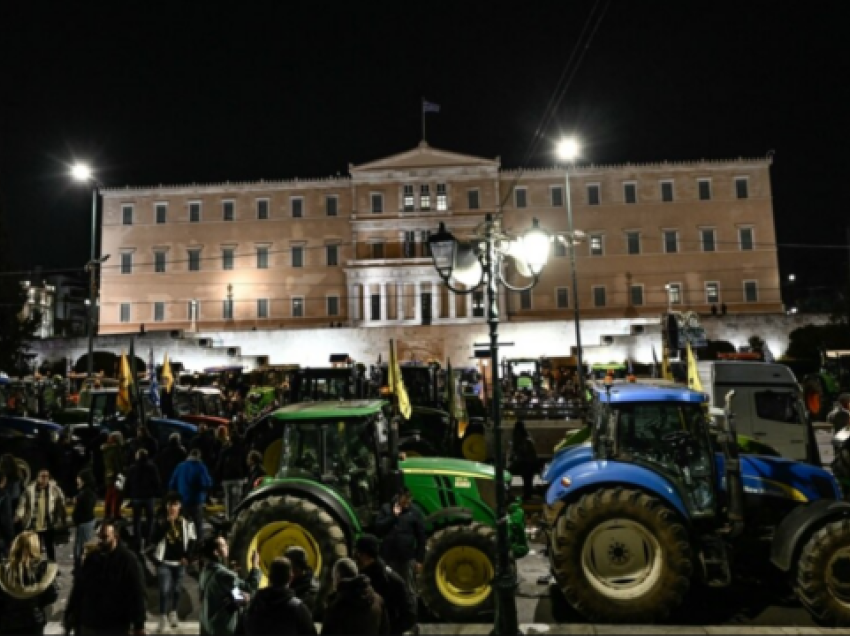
[278,423,323,479]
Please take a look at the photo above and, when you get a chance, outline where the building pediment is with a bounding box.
[350,141,500,175]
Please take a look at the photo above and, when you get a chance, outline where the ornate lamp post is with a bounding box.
[429,213,552,636]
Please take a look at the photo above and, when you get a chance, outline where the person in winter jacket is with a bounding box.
[64,519,147,635]
[71,470,97,573]
[509,420,538,500]
[169,449,213,548]
[86,430,108,494]
[125,449,162,551]
[375,487,425,600]
[132,425,159,458]
[102,431,125,518]
[243,556,316,635]
[320,558,389,636]
[216,431,247,518]
[0,531,58,635]
[15,470,67,562]
[156,433,188,487]
[149,491,196,632]
[246,450,266,494]
[284,547,320,614]
[199,535,260,636]
[354,534,417,635]
[190,423,218,473]
[0,455,23,520]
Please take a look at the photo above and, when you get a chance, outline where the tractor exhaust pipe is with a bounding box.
[722,390,745,538]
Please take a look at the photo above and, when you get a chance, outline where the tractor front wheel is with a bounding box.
[228,494,348,615]
[550,488,692,623]
[420,523,497,622]
[796,517,850,627]
[460,427,488,462]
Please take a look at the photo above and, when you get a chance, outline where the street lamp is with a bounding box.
[556,137,586,398]
[429,213,552,636]
[72,163,104,378]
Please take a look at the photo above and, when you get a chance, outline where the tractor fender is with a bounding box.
[545,459,690,521]
[424,506,473,531]
[770,498,850,572]
[233,479,361,542]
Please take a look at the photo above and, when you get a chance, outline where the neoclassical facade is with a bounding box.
[98,142,780,336]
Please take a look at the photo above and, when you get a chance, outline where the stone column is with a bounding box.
[432,281,440,322]
[348,284,359,322]
[380,281,387,322]
[448,284,457,319]
[467,285,475,318]
[397,282,405,321]
[415,281,422,323]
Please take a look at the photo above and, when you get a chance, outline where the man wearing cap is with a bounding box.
[828,394,850,433]
[285,546,320,613]
[354,534,417,635]
[321,558,388,636]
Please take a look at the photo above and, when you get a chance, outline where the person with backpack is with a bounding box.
[169,449,213,549]
[353,534,417,635]
[243,557,316,635]
[124,449,163,552]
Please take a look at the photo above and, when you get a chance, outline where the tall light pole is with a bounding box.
[72,164,104,378]
[556,137,586,399]
[429,214,552,636]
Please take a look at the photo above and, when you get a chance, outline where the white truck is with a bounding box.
[697,361,819,464]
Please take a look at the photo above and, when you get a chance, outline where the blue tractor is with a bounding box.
[543,381,850,626]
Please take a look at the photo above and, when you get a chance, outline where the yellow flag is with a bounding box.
[388,340,412,419]
[162,352,174,392]
[686,343,704,392]
[661,345,673,381]
[117,351,133,414]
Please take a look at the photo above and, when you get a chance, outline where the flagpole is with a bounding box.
[421,97,426,142]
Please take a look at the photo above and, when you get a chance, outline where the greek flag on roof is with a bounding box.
[423,100,440,113]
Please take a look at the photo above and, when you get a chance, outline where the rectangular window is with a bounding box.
[515,188,527,208]
[154,251,166,273]
[327,296,339,317]
[419,185,430,211]
[706,282,720,304]
[556,287,569,309]
[155,203,167,224]
[292,246,304,268]
[371,193,384,214]
[436,183,447,211]
[403,231,416,258]
[222,299,234,320]
[292,297,304,318]
[421,231,431,258]
[661,181,674,202]
[631,285,644,306]
[154,302,165,322]
[403,185,415,212]
[626,232,641,255]
[370,294,381,321]
[624,182,637,204]
[551,186,564,207]
[120,253,133,275]
[590,234,604,256]
[667,283,682,305]
[371,243,384,259]
[593,286,607,307]
[520,289,532,310]
[257,199,269,220]
[472,290,485,317]
[744,281,759,302]
[119,303,131,323]
[122,205,133,225]
[326,196,338,217]
[326,245,338,267]
[188,249,201,271]
[223,200,234,221]
[701,229,716,252]
[736,177,749,199]
[664,231,679,254]
[257,299,269,318]
[698,180,712,201]
[554,238,567,258]
[468,189,480,210]
[222,249,234,271]
[189,202,201,223]
[587,184,600,206]
[257,247,269,269]
[739,227,754,251]
[291,197,303,218]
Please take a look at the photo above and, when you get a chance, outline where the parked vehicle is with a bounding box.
[0,415,86,487]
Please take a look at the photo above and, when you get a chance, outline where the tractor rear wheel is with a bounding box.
[228,494,348,615]
[460,427,487,462]
[550,488,693,623]
[796,517,850,627]
[420,522,497,622]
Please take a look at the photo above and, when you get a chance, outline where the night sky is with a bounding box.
[1,1,848,301]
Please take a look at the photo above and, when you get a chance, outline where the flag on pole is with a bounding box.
[422,100,441,113]
[661,345,673,381]
[162,352,174,392]
[148,348,160,408]
[686,343,704,392]
[388,340,412,419]
[445,359,468,438]
[651,346,660,378]
[117,351,133,414]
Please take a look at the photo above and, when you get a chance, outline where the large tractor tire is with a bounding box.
[460,427,487,462]
[550,488,693,623]
[228,494,348,613]
[15,457,32,487]
[420,522,497,622]
[796,517,850,627]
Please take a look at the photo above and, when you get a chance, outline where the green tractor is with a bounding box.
[229,400,528,621]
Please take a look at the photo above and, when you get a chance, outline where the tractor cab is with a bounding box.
[289,367,368,403]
